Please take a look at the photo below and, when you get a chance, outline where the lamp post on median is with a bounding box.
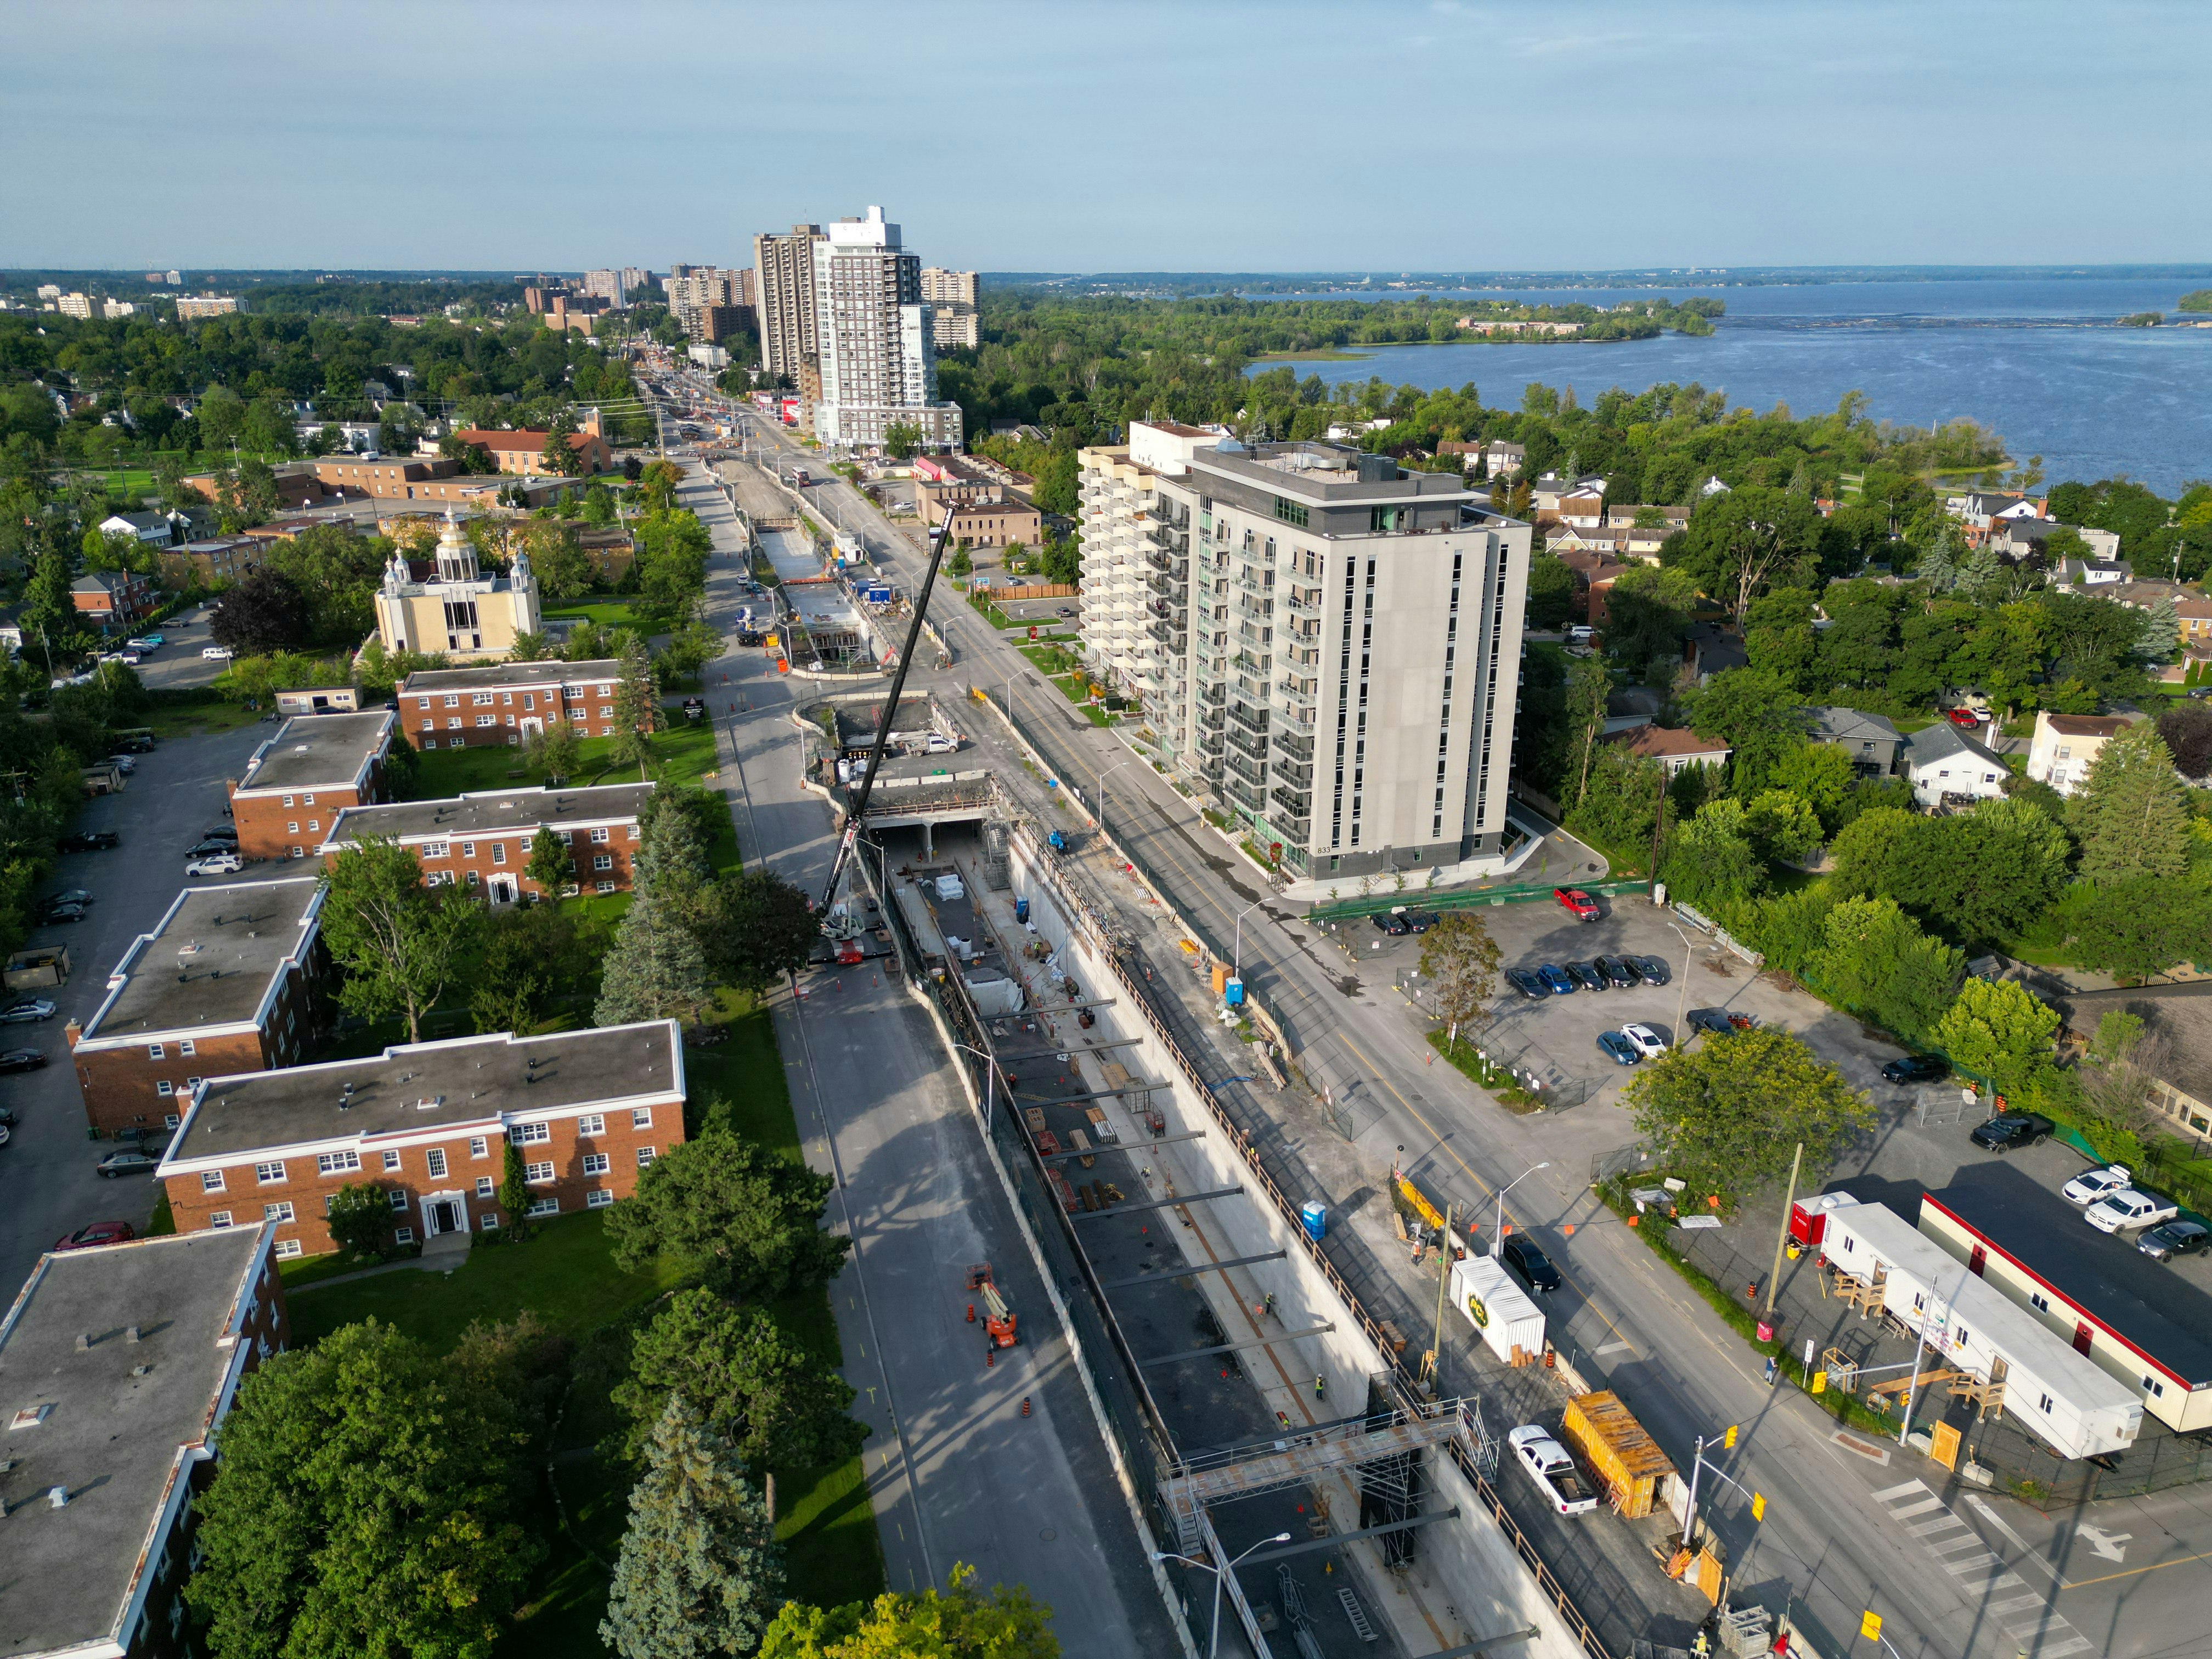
[1153,1531,1293,1658]
[1490,1161,1550,1260]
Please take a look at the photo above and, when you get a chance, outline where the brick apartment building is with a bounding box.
[449,428,615,477]
[156,1023,687,1259]
[227,710,396,861]
[320,783,653,900]
[397,658,629,748]
[162,535,258,588]
[65,878,328,1137]
[943,496,1043,550]
[71,569,156,635]
[0,1224,286,1659]
[309,456,460,498]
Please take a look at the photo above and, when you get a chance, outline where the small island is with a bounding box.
[2180,289,2212,313]
[2119,311,2164,327]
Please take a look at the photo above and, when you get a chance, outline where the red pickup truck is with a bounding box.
[1554,887,1600,922]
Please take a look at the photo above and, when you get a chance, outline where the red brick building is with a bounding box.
[65,877,328,1137]
[450,427,614,477]
[308,455,461,499]
[156,1024,687,1259]
[70,569,156,635]
[320,783,653,900]
[227,710,396,861]
[397,658,627,749]
[0,1224,287,1659]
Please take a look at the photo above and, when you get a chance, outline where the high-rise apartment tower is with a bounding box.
[753,224,825,383]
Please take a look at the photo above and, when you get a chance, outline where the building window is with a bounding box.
[394,1227,415,1245]
[389,1189,410,1212]
[470,1136,489,1159]
[636,1146,657,1167]
[510,1121,550,1145]
[317,1150,360,1175]
[591,827,611,843]
[208,1211,232,1228]
[157,1080,174,1097]
[382,1150,402,1172]
[594,854,613,871]
[200,1170,225,1193]
[149,1042,165,1059]
[476,1176,496,1199]
[525,1160,555,1184]
[2146,1376,2167,1398]
[275,1238,303,1259]
[461,841,475,857]
[478,1211,500,1231]
[2030,1291,2050,1312]
[1273,497,1308,528]
[444,695,460,708]
[631,1107,653,1129]
[255,1160,286,1184]
[282,794,295,808]
[628,824,642,840]
[578,1114,605,1137]
[473,692,495,706]
[588,1188,613,1209]
[582,1153,610,1176]
[2039,1392,2054,1413]
[165,1111,181,1127]
[467,871,480,887]
[526,1196,560,1218]
[302,794,314,807]
[426,1148,448,1178]
[288,822,300,834]
[424,738,437,748]
[263,1201,295,1223]
[179,1039,195,1058]
[492,842,506,865]
[447,718,462,730]
[596,880,615,894]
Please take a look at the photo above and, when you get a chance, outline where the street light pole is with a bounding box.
[1098,758,1133,835]
[1490,1161,1551,1259]
[1152,1532,1293,1658]
[1666,919,1694,1041]
[1231,896,1265,983]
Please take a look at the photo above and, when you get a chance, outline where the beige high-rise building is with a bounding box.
[920,267,978,308]
[807,207,961,450]
[753,225,826,383]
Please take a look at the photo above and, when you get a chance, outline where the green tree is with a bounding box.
[1887,795,2070,947]
[184,1319,540,1658]
[708,867,825,995]
[2069,877,2212,983]
[2066,723,2192,885]
[319,837,486,1043]
[1830,806,1917,899]
[596,886,712,1025]
[325,1181,394,1262]
[949,540,973,577]
[602,1396,786,1659]
[210,569,313,656]
[1810,895,1963,1042]
[882,420,923,460]
[523,717,583,782]
[499,1139,535,1237]
[1566,744,1663,862]
[603,1126,851,1300]
[1768,740,1855,832]
[613,1289,866,1468]
[1416,911,1501,1048]
[1620,1026,1871,1197]
[759,1565,1059,1659]
[611,634,660,772]
[1671,486,1822,623]
[1750,884,1837,977]
[1683,668,1807,799]
[1524,554,1577,631]
[526,823,575,899]
[1661,797,1765,911]
[1931,977,2061,1099]
[1744,788,1824,865]
[197,384,247,452]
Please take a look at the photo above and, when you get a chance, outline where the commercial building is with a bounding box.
[64,878,328,1137]
[163,535,257,588]
[227,709,396,861]
[806,206,963,451]
[54,292,94,319]
[2025,710,2133,795]
[448,426,613,476]
[370,512,543,664]
[0,1225,286,1659]
[1083,431,1532,879]
[156,1024,688,1258]
[397,657,628,748]
[910,453,1013,515]
[320,783,652,900]
[753,223,826,385]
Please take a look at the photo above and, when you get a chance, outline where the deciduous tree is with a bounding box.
[319,837,486,1043]
[709,867,823,995]
[604,1126,850,1300]
[2068,877,2212,984]
[1662,797,1765,911]
[1931,977,2061,1098]
[1417,911,1501,1049]
[1620,1026,1871,1198]
[759,1565,1059,1659]
[1810,895,1962,1042]
[209,568,313,657]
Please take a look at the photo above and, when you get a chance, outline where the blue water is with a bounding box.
[1244,277,2212,494]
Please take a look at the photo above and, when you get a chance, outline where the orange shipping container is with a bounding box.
[1560,1391,1675,1519]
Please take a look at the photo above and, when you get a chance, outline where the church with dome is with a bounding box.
[371,512,543,661]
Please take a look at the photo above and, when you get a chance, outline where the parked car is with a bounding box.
[1401,910,1440,933]
[1620,1023,1668,1059]
[1596,1029,1641,1065]
[104,754,137,774]
[2062,1164,2134,1206]
[2140,1221,2212,1262]
[1508,1426,1598,1516]
[1970,1112,2056,1153]
[126,635,162,651]
[1500,1236,1562,1294]
[36,901,87,925]
[1594,955,1639,988]
[0,1048,44,1075]
[1686,1008,1736,1038]
[1564,960,1605,992]
[2086,1188,2179,1234]
[1370,912,1410,936]
[199,827,239,844]
[98,1147,165,1178]
[116,734,157,753]
[1554,887,1599,922]
[1881,1054,1950,1085]
[1505,967,1548,999]
[54,1221,137,1251]
[1,997,57,1024]
[1627,955,1671,985]
[1945,707,1985,729]
[1536,964,1575,996]
[60,830,120,852]
[186,853,244,877]
[202,645,234,660]
[43,889,92,909]
[188,839,239,858]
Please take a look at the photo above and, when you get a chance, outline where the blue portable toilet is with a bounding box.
[1223,977,1245,1007]
[1301,1201,1327,1242]
[1014,897,1030,924]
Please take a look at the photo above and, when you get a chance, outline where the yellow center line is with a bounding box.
[2056,1548,2212,1589]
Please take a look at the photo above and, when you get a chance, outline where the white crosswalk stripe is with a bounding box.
[1867,1475,2092,1656]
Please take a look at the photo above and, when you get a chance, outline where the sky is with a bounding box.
[5,0,2208,274]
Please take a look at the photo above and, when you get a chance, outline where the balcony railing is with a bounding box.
[1273,728,1315,763]
[1226,726,1267,763]
[1227,699,1270,737]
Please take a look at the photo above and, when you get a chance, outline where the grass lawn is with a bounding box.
[144,701,262,740]
[1252,348,1371,362]
[545,600,651,633]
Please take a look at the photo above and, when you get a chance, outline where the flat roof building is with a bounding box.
[65,877,328,1137]
[0,1224,285,1659]
[397,657,628,749]
[321,783,652,901]
[227,710,396,861]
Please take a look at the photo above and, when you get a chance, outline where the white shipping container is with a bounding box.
[1451,1254,1547,1365]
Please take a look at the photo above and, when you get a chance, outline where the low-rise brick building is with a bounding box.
[156,1023,687,1259]
[309,455,460,498]
[71,569,156,634]
[450,427,614,477]
[397,658,629,748]
[65,877,328,1137]
[0,1223,286,1659]
[227,710,396,861]
[941,496,1043,551]
[321,783,652,900]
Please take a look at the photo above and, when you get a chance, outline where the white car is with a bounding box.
[202,646,233,661]
[2062,1164,2132,1206]
[1619,1023,1668,1059]
[185,853,243,877]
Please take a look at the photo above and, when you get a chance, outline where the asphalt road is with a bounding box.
[702,407,2212,1659]
[679,462,1178,1653]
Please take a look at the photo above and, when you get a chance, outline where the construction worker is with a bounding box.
[1314,1374,1326,1401]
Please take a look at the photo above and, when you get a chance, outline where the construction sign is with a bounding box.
[1860,1611,1883,1641]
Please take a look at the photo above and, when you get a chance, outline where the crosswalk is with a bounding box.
[1871,1479,2091,1657]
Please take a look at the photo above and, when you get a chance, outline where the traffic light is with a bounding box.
[1752,1492,1766,1521]
[1723,1424,1739,1449]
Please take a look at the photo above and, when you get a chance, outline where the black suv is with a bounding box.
[60,830,121,853]
[1401,910,1440,933]
[1882,1055,1950,1084]
[1970,1113,2057,1153]
[1594,955,1640,988]
[1500,1236,1562,1294]
[1627,955,1671,985]
[1370,912,1410,936]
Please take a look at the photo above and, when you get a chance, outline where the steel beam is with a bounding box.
[1094,1250,1285,1291]
[1138,1323,1335,1367]
[1233,1509,1462,1566]
[1037,1129,1204,1163]
[1067,1185,1242,1220]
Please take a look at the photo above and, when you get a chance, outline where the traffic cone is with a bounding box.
[967,1304,975,1323]
[1022,1397,1031,1418]
[986,1348,995,1369]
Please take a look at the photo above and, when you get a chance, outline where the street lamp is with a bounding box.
[1152,1532,1293,1658]
[1490,1161,1550,1259]
[948,1040,1008,1123]
[1098,758,1133,833]
[1664,919,1695,1043]
[1231,896,1266,984]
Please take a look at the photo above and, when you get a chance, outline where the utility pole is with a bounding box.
[1763,1143,1803,1319]
[1426,1203,1454,1394]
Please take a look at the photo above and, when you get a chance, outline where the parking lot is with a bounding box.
[122,605,228,692]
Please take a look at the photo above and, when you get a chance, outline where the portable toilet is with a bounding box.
[1014,897,1030,924]
[1301,1201,1328,1242]
[1223,977,1245,1007]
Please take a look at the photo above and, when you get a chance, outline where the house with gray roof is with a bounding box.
[1803,706,1903,775]
[1901,720,2010,808]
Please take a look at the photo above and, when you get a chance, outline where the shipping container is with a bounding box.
[1451,1254,1546,1365]
[1560,1391,1674,1519]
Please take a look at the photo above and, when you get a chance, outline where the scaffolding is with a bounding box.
[979,817,1011,889]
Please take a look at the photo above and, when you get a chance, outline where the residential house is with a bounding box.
[319,783,653,901]
[70,569,155,635]
[226,710,396,861]
[1554,545,1628,627]
[1606,724,1732,777]
[1804,706,1904,776]
[65,878,328,1137]
[2025,710,2133,795]
[2102,580,2212,649]
[97,509,179,549]
[1901,721,2010,807]
[1530,472,1607,515]
[1681,622,1750,682]
[396,658,628,749]
[0,1225,287,1659]
[2051,556,2132,590]
[449,427,614,477]
[155,1023,689,1259]
[1994,517,2121,564]
[1951,490,2046,534]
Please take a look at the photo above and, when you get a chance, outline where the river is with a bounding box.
[1243,275,2212,493]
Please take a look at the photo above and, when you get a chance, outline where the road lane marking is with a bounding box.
[1595,1340,1634,1356]
[1872,1476,2090,1651]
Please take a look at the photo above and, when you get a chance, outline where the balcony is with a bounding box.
[1267,802,1312,843]
[1226,750,1267,788]
[1146,524,1189,556]
[1227,699,1270,737]
[1198,732,1224,758]
[1270,759,1314,791]
[1273,728,1314,763]
[1283,590,1321,617]
[1147,623,1187,653]
[1199,681,1225,707]
[1228,776,1267,813]
[1227,726,1267,764]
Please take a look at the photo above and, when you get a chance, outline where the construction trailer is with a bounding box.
[1816,1192,2144,1459]
[1560,1391,1674,1520]
[1451,1254,1546,1367]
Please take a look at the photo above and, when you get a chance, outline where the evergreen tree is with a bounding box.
[19,543,77,636]
[500,1140,535,1237]
[1914,526,1961,592]
[602,1397,785,1659]
[2066,723,2191,885]
[596,887,712,1025]
[1954,539,2004,601]
[2136,595,2180,662]
[612,634,659,772]
[525,823,575,898]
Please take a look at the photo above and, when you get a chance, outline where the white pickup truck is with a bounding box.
[1509,1426,1598,1516]
[2085,1187,2180,1234]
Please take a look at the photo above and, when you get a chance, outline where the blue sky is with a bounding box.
[5,0,2206,273]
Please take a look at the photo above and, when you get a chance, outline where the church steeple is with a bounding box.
[433,511,479,583]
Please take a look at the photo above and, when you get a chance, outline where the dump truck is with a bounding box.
[967,1263,1018,1348]
[1560,1391,1674,1519]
